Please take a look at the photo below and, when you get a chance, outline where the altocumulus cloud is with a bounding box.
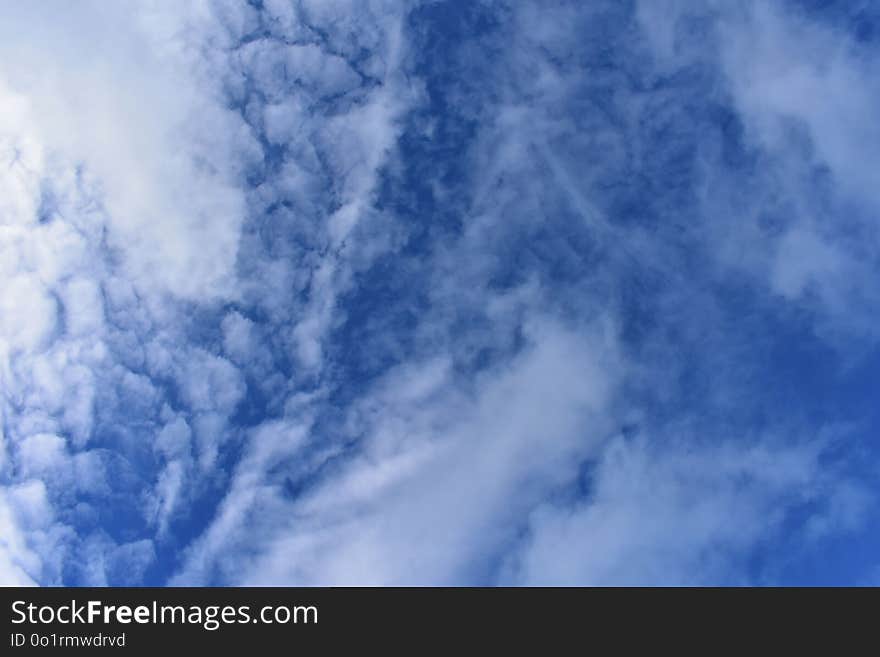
[1,0,879,586]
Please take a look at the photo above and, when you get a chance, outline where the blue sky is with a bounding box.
[1,0,879,586]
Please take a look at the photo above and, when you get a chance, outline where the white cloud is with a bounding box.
[0,1,258,583]
[15,433,67,479]
[720,3,880,206]
[0,275,57,353]
[771,227,846,300]
[0,481,69,585]
[0,0,250,302]
[180,350,245,415]
[501,435,831,585]
[1,0,875,587]
[173,319,623,585]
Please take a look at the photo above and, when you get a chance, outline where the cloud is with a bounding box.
[637,1,880,339]
[2,0,878,586]
[0,481,69,585]
[719,2,880,205]
[174,319,622,585]
[501,433,843,585]
[0,0,251,302]
[0,0,255,583]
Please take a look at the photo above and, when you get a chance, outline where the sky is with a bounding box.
[1,0,879,586]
